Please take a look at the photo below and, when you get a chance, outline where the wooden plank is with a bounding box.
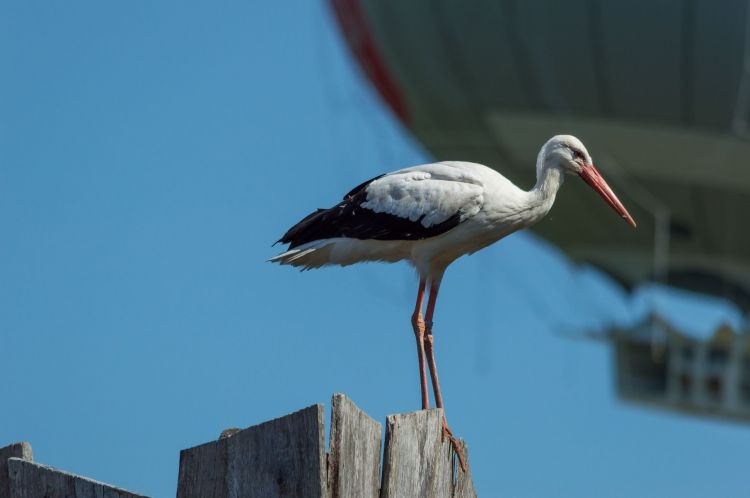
[453,441,477,498]
[225,404,327,498]
[380,408,453,498]
[177,404,327,498]
[7,458,148,498]
[176,437,229,498]
[327,393,381,498]
[1,443,32,498]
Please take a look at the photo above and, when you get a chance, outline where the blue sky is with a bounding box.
[1,2,748,497]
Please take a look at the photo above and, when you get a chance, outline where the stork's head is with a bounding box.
[542,135,637,228]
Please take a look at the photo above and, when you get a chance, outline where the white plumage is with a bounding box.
[272,159,548,278]
[360,162,485,226]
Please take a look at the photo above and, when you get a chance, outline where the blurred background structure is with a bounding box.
[331,0,750,423]
[2,1,750,497]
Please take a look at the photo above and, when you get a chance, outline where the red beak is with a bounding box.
[578,164,637,228]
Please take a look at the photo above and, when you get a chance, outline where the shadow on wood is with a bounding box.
[176,393,477,498]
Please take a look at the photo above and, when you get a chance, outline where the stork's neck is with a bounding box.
[526,163,564,220]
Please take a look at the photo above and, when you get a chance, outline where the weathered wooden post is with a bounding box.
[0,442,149,498]
[4,394,477,497]
[176,393,477,498]
[1,443,31,498]
[380,408,476,498]
[177,403,327,498]
[327,394,382,498]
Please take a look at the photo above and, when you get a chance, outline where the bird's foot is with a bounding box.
[441,417,467,472]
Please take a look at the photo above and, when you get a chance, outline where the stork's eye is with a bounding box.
[572,149,584,161]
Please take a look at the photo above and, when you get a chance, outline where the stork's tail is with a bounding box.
[268,239,334,269]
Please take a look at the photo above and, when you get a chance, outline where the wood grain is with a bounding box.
[176,435,229,498]
[177,404,327,498]
[380,408,453,498]
[1,443,32,498]
[453,441,477,498]
[327,393,381,498]
[7,458,147,498]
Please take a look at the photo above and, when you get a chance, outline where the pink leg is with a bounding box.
[424,279,467,472]
[424,281,444,409]
[411,279,429,410]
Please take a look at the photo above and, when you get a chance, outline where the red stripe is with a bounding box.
[330,0,409,123]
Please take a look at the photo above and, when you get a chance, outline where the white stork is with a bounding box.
[271,135,636,470]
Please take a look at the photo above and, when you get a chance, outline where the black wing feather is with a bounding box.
[278,174,461,249]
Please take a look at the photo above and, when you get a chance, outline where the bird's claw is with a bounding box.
[441,418,467,473]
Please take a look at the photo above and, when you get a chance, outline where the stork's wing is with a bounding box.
[360,163,485,227]
[279,162,485,248]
